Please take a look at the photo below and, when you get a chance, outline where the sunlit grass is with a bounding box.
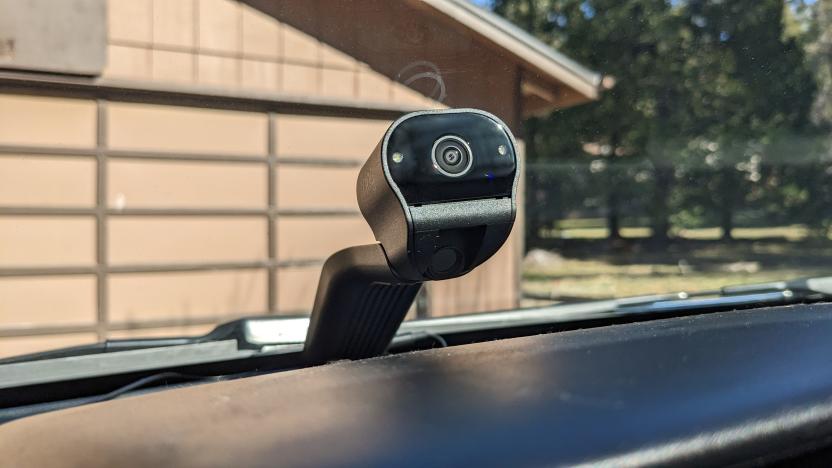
[671,227,722,240]
[543,222,815,241]
[545,227,653,239]
[523,269,823,301]
[522,223,832,302]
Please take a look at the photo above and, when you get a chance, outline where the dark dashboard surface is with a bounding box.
[2,304,832,467]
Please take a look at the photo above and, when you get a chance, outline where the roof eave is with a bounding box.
[415,0,603,104]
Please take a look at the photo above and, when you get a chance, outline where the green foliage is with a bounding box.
[803,0,832,127]
[492,0,823,241]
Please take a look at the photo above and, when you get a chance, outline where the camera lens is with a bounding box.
[431,135,473,177]
[442,147,462,166]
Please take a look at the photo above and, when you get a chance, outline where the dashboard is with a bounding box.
[2,304,832,466]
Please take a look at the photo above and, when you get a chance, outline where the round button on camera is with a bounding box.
[430,247,461,273]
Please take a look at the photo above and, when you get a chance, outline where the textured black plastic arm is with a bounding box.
[302,244,422,363]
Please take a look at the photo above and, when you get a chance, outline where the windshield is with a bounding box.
[0,0,829,359]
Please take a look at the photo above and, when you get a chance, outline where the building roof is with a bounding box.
[0,0,603,119]
[417,0,604,102]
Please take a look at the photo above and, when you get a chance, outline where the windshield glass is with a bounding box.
[0,0,829,359]
[512,0,831,302]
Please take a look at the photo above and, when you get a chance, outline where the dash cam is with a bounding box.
[303,109,519,363]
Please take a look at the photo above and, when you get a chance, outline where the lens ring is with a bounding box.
[431,135,473,177]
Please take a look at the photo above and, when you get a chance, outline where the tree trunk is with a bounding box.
[524,119,542,248]
[719,169,736,241]
[606,132,622,240]
[720,203,734,240]
[526,187,547,248]
[524,0,537,32]
[607,191,621,239]
[651,165,673,243]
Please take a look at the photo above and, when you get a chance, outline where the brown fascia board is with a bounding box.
[521,73,604,115]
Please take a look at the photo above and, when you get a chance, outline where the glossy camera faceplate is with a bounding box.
[385,112,516,205]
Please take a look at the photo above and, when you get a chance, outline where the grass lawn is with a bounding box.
[522,223,832,304]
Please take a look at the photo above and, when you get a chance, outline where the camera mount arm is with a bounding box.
[302,244,421,363]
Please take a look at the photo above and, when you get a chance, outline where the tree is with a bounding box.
[687,0,815,237]
[495,0,692,241]
[804,0,832,127]
[492,0,816,243]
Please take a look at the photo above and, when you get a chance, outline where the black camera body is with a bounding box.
[304,109,519,363]
[358,108,519,282]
